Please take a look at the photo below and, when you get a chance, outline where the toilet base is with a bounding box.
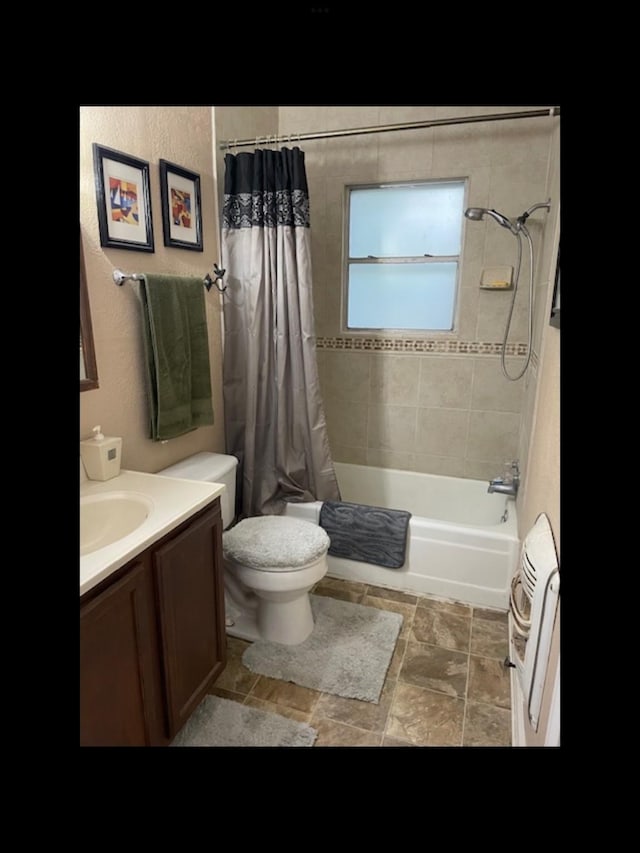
[224,604,262,643]
[224,587,315,645]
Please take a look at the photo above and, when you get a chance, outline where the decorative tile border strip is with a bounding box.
[316,336,528,356]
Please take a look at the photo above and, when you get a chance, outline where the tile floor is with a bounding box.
[209,576,512,747]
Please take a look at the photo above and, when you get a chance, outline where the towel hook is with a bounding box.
[204,262,227,293]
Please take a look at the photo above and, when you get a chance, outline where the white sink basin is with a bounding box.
[81,491,154,556]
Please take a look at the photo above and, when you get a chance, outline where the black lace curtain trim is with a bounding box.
[222,146,310,229]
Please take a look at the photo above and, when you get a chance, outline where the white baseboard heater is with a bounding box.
[507,512,560,734]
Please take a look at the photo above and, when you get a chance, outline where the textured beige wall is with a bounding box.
[517,120,561,746]
[79,106,226,473]
[277,106,556,480]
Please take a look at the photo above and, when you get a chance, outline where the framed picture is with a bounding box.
[92,144,154,252]
[159,159,203,251]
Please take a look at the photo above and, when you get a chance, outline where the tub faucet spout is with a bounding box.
[488,461,520,497]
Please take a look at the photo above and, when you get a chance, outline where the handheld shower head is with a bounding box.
[464,207,486,221]
[464,207,516,233]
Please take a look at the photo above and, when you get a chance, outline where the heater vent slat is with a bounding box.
[509,512,560,733]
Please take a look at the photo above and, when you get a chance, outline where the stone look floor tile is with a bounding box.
[313,577,367,603]
[411,606,471,652]
[386,682,464,746]
[215,637,260,695]
[463,701,512,746]
[468,656,511,709]
[473,606,508,623]
[399,641,468,698]
[366,584,418,605]
[417,597,472,618]
[249,674,322,713]
[244,695,313,724]
[381,735,416,746]
[313,677,396,733]
[361,595,415,639]
[311,717,383,746]
[213,577,513,748]
[208,686,248,703]
[470,618,509,659]
[387,637,407,680]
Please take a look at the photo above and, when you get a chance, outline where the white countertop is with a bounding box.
[80,470,225,597]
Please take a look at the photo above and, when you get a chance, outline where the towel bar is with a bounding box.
[112,264,227,292]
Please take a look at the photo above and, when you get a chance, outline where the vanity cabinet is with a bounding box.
[80,500,226,747]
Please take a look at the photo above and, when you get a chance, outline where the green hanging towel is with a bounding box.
[139,273,214,441]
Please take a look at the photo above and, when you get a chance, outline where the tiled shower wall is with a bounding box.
[213,106,559,482]
[278,106,557,480]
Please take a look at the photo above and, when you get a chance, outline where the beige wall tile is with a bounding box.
[463,458,503,480]
[476,288,519,340]
[456,287,480,339]
[323,398,368,448]
[366,448,418,471]
[471,358,524,412]
[532,281,552,358]
[485,116,552,167]
[324,106,380,130]
[331,443,368,465]
[417,408,469,457]
[367,404,417,452]
[419,357,473,408]
[377,129,433,181]
[370,355,420,406]
[412,454,467,478]
[466,411,520,462]
[378,106,438,124]
[432,122,494,172]
[318,351,370,403]
[302,142,327,183]
[278,106,329,134]
[322,134,379,182]
[488,159,549,220]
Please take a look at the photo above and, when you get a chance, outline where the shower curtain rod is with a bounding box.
[218,107,560,150]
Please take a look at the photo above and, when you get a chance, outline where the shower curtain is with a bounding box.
[221,146,340,517]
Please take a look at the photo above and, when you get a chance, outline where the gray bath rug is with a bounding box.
[171,695,317,747]
[242,595,403,703]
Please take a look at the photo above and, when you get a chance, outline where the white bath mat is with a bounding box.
[171,695,317,747]
[242,594,403,703]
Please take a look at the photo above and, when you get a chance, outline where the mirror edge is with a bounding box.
[80,228,99,392]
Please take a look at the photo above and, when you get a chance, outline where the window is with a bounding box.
[344,180,466,332]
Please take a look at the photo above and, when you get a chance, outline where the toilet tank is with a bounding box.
[158,452,238,529]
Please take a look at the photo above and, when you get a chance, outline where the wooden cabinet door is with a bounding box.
[80,557,166,747]
[153,505,226,738]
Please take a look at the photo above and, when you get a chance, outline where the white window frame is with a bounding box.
[341,178,468,336]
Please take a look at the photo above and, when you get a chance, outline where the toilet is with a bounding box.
[158,452,330,645]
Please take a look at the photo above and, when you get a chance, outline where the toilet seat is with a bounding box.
[223,516,330,572]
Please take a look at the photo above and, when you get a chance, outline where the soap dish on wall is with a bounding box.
[480,265,513,290]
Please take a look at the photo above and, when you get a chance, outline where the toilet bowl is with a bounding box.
[158,453,330,645]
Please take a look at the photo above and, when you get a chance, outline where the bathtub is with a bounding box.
[283,462,519,610]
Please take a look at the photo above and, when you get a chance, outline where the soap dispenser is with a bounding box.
[80,426,122,481]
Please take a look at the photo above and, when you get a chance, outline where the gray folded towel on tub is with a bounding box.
[319,500,411,569]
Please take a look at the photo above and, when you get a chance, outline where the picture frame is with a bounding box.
[92,144,154,252]
[159,159,203,251]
